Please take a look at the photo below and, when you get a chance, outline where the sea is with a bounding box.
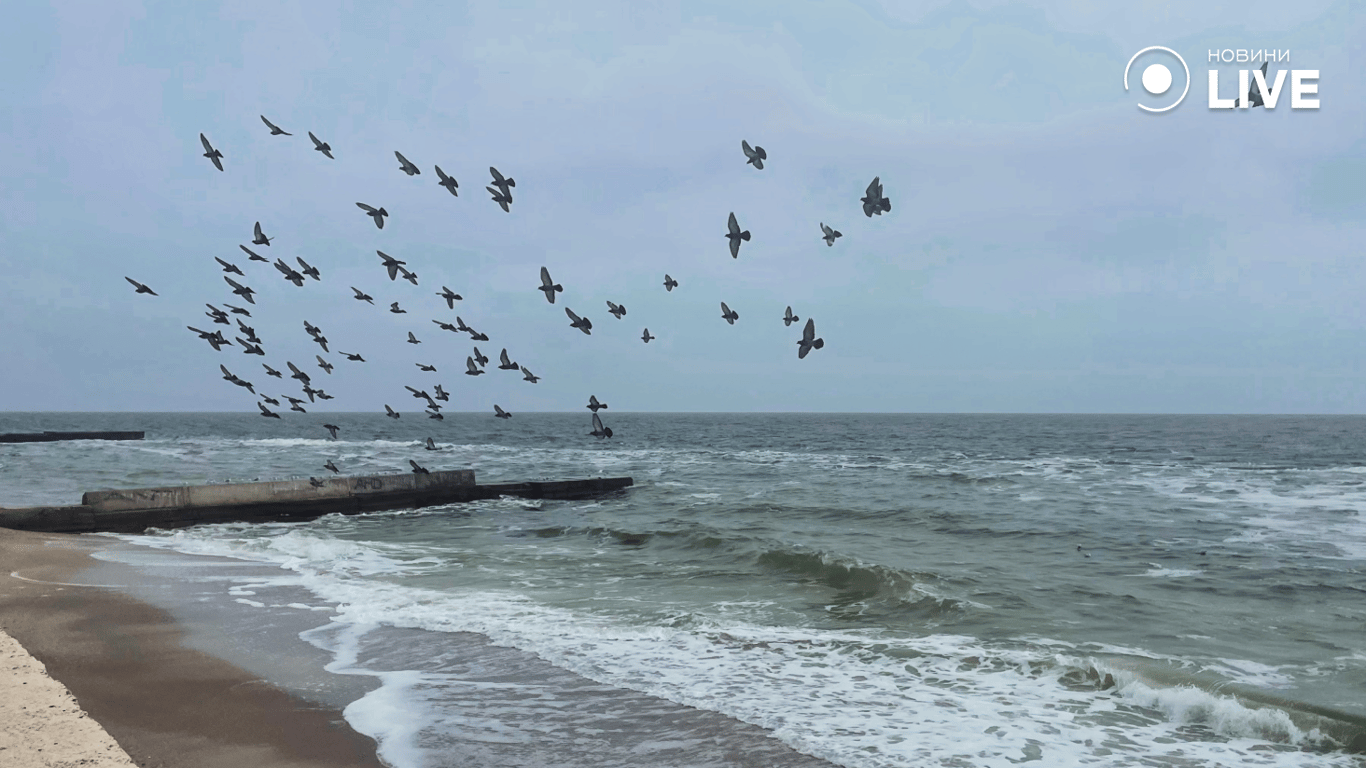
[2,411,1365,768]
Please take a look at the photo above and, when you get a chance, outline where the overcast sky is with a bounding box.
[2,0,1363,413]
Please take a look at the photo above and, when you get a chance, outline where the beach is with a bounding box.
[0,527,384,768]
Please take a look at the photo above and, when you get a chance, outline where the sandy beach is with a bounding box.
[0,528,385,768]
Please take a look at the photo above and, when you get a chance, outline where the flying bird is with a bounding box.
[385,404,400,419]
[861,176,891,217]
[263,364,282,378]
[290,397,308,412]
[397,266,418,286]
[205,304,230,325]
[236,339,264,356]
[377,251,406,281]
[188,326,231,351]
[726,212,751,259]
[433,319,460,333]
[663,274,678,292]
[394,151,421,176]
[309,132,334,159]
[236,320,259,343]
[258,402,280,418]
[220,364,255,393]
[390,302,406,314]
[407,331,421,345]
[357,202,389,229]
[314,389,334,401]
[417,363,437,372]
[260,116,291,136]
[324,459,339,473]
[520,365,539,383]
[486,186,512,212]
[427,410,444,420]
[409,459,429,474]
[489,166,515,196]
[435,166,458,196]
[312,334,329,353]
[820,223,842,246]
[316,355,333,375]
[469,330,489,342]
[472,347,489,367]
[304,320,322,338]
[606,301,626,319]
[239,245,268,262]
[352,287,375,304]
[252,221,273,246]
[538,267,563,304]
[224,276,256,304]
[642,328,654,343]
[200,133,224,171]
[783,306,799,327]
[274,259,305,287]
[224,304,251,317]
[261,395,280,406]
[425,437,439,451]
[587,395,607,412]
[493,405,512,419]
[125,277,157,295]
[589,412,613,439]
[215,257,245,276]
[493,348,517,370]
[741,140,767,169]
[341,351,365,362]
[721,302,739,325]
[437,286,462,308]
[296,257,320,281]
[287,361,311,384]
[797,318,825,359]
[565,307,592,335]
[283,395,305,408]
[465,357,484,376]
[324,424,339,440]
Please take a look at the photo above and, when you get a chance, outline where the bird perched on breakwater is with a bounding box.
[565,308,592,335]
[663,274,678,292]
[394,151,420,176]
[309,132,334,159]
[721,302,739,325]
[435,166,458,196]
[783,306,799,327]
[352,287,374,304]
[538,267,562,303]
[741,140,767,169]
[798,318,825,359]
[821,223,842,246]
[606,301,626,319]
[726,212,750,259]
[324,424,339,439]
[252,221,273,246]
[125,277,157,295]
[861,177,891,217]
[357,203,389,229]
[641,328,654,343]
[494,405,512,419]
[590,412,613,439]
[438,287,462,308]
[200,134,223,171]
[587,395,607,412]
[260,116,291,136]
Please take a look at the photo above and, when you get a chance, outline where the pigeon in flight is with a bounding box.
[394,151,421,176]
[205,304,230,325]
[520,365,540,383]
[498,348,518,370]
[425,437,439,451]
[721,302,739,325]
[341,351,365,362]
[283,394,306,408]
[861,177,891,217]
[377,251,406,281]
[486,186,512,213]
[409,459,430,474]
[296,257,320,281]
[352,287,375,304]
[290,395,309,412]
[385,404,400,419]
[428,410,444,420]
[606,301,626,319]
[468,328,489,342]
[407,331,421,345]
[397,266,419,286]
[224,304,251,317]
[538,267,563,304]
[565,308,592,335]
[236,339,265,356]
[200,134,224,171]
[417,363,437,372]
[405,385,428,400]
[438,286,462,308]
[820,223,842,246]
[324,424,339,440]
[641,328,654,343]
[258,402,280,418]
[220,364,255,393]
[589,412,613,439]
[493,405,512,419]
[357,203,389,230]
[472,347,489,367]
[726,212,751,259]
[741,140,767,169]
[314,389,334,401]
[260,116,291,136]
[215,257,245,276]
[287,361,311,384]
[311,334,329,353]
[309,132,334,159]
[587,395,607,412]
[783,306,799,327]
[236,320,259,343]
[324,459,340,473]
[125,277,157,295]
[663,274,678,292]
[797,318,825,359]
[316,355,334,375]
[224,276,256,304]
[390,302,407,314]
[304,320,322,338]
[433,319,460,333]
[435,166,458,196]
[489,166,515,197]
[274,259,305,287]
[188,326,232,351]
[252,221,273,246]
[261,395,280,406]
[239,245,268,262]
[465,357,484,376]
[263,364,282,378]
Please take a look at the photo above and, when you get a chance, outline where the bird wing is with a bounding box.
[742,140,754,158]
[728,212,739,236]
[260,116,275,130]
[466,357,478,373]
[565,308,581,323]
[357,202,377,213]
[593,412,604,432]
[254,221,265,240]
[500,349,511,365]
[802,318,816,343]
[721,302,731,315]
[200,133,213,153]
[866,177,880,197]
[435,165,448,181]
[489,167,505,185]
[540,266,552,287]
[756,146,767,160]
[309,132,321,147]
[729,238,740,259]
[409,332,419,342]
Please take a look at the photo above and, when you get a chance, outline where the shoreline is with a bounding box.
[0,528,385,768]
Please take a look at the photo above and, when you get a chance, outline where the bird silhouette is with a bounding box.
[125,277,157,295]
[409,459,430,474]
[663,274,678,292]
[435,166,459,196]
[407,331,421,344]
[741,140,767,169]
[783,306,799,327]
[252,221,274,246]
[394,151,421,176]
[377,251,406,281]
[215,257,245,276]
[263,364,282,378]
[200,134,224,171]
[357,202,389,229]
[797,318,825,359]
[309,132,334,159]
[390,302,406,314]
[606,301,626,319]
[861,177,891,217]
[721,302,739,325]
[224,276,256,304]
[820,223,842,246]
[498,348,518,370]
[385,404,400,419]
[465,356,483,376]
[565,308,592,335]
[258,402,280,418]
[260,116,292,136]
[538,267,563,304]
[493,405,512,419]
[324,459,340,473]
[520,365,540,383]
[239,245,268,262]
[296,257,320,281]
[324,424,339,440]
[352,287,375,304]
[641,328,655,343]
[726,212,751,259]
[589,412,614,439]
[437,286,462,308]
[587,395,607,412]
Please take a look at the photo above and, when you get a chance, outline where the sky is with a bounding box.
[1,0,1363,414]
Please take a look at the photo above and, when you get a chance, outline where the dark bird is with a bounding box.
[861,176,891,217]
[520,365,540,383]
[1244,61,1270,108]
[427,409,444,420]
[587,395,607,412]
[726,212,751,259]
[287,361,311,384]
[820,223,842,246]
[394,151,420,176]
[224,276,257,304]
[641,328,654,343]
[385,404,400,419]
[377,251,406,281]
[486,186,512,212]
[606,301,626,319]
[405,384,433,401]
[324,424,339,440]
[290,397,309,412]
[341,351,365,362]
[313,336,329,353]
[498,349,518,370]
[260,115,292,136]
[224,303,252,317]
[309,477,324,488]
[304,320,322,338]
[314,389,334,401]
[435,165,458,196]
[309,131,334,159]
[407,331,421,345]
[220,364,255,393]
[239,245,268,262]
[283,395,305,407]
[200,133,224,171]
[352,287,374,304]
[465,357,484,376]
[589,412,613,439]
[468,329,489,342]
[316,355,334,375]
[261,395,280,406]
[741,139,767,169]
[125,277,157,295]
[397,266,418,286]
[455,317,472,333]
[236,338,265,356]
[252,221,274,246]
[473,346,488,366]
[236,320,260,343]
[324,459,340,473]
[274,259,305,287]
[206,304,230,325]
[425,437,438,451]
[409,459,429,474]
[188,326,232,351]
[390,302,407,314]
[538,267,563,304]
[258,402,280,418]
[721,301,739,325]
[437,286,462,308]
[489,166,515,196]
[565,307,592,335]
[357,202,389,229]
[783,306,799,327]
[417,363,436,372]
[493,405,512,419]
[215,257,245,276]
[797,318,825,359]
[433,384,449,401]
[433,319,459,333]
[663,274,678,292]
[296,257,320,281]
[263,364,282,378]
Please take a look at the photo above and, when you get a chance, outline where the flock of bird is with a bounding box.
[125,119,891,477]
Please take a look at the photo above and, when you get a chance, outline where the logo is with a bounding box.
[1124,46,1190,112]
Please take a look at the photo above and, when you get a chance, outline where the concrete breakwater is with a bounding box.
[0,470,633,533]
[0,431,145,443]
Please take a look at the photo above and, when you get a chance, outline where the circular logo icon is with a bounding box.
[1124,47,1189,112]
